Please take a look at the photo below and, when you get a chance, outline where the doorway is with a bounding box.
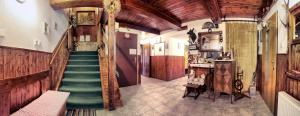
[116,32,140,87]
[261,13,277,113]
[141,44,151,77]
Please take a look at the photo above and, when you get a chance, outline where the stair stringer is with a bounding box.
[98,50,123,109]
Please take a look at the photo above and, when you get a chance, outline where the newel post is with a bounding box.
[103,0,121,111]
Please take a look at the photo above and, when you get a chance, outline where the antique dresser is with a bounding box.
[213,60,236,103]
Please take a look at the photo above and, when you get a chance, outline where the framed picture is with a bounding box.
[77,11,95,26]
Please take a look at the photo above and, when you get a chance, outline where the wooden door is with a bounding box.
[116,32,140,87]
[262,13,277,113]
[141,44,151,77]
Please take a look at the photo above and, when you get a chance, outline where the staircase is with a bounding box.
[59,51,103,110]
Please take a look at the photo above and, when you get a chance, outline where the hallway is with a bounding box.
[97,77,272,116]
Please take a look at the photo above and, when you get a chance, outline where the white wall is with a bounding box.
[290,0,300,8]
[0,0,68,52]
[259,0,289,54]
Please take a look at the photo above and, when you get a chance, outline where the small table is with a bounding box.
[182,84,202,99]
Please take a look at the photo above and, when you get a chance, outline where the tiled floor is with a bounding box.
[97,76,273,116]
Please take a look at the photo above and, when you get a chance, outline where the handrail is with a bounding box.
[0,70,50,93]
[286,70,300,81]
[50,25,72,65]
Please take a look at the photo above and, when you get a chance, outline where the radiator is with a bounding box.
[277,91,300,116]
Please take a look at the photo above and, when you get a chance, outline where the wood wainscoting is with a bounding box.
[151,56,185,81]
[0,46,51,115]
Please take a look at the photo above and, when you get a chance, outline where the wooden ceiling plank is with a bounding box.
[117,19,160,35]
[204,0,222,23]
[123,0,183,30]
[50,0,103,9]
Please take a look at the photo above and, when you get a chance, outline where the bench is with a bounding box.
[11,90,70,116]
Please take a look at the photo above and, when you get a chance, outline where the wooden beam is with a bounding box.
[204,0,222,23]
[123,0,183,29]
[50,0,103,9]
[117,19,160,35]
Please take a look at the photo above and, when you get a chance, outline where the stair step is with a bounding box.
[62,78,100,83]
[67,96,103,109]
[66,65,99,71]
[69,55,98,60]
[71,51,98,55]
[64,72,99,80]
[61,78,101,87]
[60,86,102,93]
[68,60,99,65]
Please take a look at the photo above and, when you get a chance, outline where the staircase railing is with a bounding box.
[50,25,73,91]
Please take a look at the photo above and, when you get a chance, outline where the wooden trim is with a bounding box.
[198,31,222,35]
[286,71,300,80]
[0,46,51,54]
[221,20,258,23]
[0,70,49,93]
[292,39,300,45]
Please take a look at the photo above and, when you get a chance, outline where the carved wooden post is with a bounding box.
[103,0,121,110]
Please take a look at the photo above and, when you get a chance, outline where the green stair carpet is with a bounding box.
[59,51,103,109]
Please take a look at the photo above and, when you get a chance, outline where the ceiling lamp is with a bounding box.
[16,0,26,4]
[202,22,216,32]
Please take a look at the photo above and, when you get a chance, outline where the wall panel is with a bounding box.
[0,46,51,114]
[151,56,185,81]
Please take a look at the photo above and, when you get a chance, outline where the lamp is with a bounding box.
[16,0,26,4]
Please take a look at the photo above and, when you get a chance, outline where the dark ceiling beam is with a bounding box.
[50,0,103,10]
[257,0,274,18]
[117,19,160,35]
[123,0,183,30]
[204,0,222,23]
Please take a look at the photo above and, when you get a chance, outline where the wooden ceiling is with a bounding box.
[50,0,273,35]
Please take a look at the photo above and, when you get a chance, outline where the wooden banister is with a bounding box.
[49,25,73,91]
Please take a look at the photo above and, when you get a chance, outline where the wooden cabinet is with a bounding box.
[213,60,236,103]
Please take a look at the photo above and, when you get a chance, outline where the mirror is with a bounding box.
[198,31,223,52]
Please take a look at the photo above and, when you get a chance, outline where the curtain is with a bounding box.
[225,22,258,91]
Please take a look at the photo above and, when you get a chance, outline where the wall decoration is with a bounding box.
[198,31,222,51]
[44,22,49,35]
[77,11,95,26]
[154,43,165,56]
[54,22,58,30]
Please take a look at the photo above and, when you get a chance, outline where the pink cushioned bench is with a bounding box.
[11,90,70,116]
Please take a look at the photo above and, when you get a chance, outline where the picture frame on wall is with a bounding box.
[77,11,95,26]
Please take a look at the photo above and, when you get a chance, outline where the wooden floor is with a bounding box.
[66,109,97,116]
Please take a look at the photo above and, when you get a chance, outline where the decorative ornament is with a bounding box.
[187,28,197,44]
[103,0,121,14]
[202,22,216,32]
